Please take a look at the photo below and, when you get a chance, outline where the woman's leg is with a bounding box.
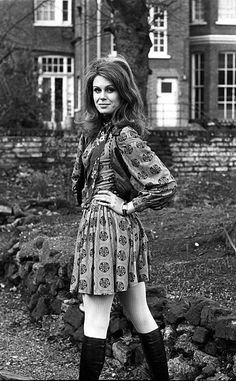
[79,294,114,381]
[118,282,157,333]
[118,282,169,381]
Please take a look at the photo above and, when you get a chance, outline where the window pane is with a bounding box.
[227,54,233,68]
[161,82,172,93]
[218,0,236,20]
[63,0,69,21]
[227,70,233,84]
[218,70,225,84]
[219,54,225,68]
[227,88,233,101]
[218,88,224,101]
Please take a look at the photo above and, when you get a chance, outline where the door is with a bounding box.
[156,77,178,127]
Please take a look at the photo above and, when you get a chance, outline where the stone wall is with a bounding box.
[0,129,236,176]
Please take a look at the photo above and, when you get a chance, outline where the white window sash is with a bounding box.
[217,0,236,24]
[149,7,169,58]
[34,0,72,26]
[192,0,205,23]
[218,53,236,119]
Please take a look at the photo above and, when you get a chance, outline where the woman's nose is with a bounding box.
[100,90,107,99]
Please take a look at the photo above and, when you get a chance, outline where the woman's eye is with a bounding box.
[106,87,115,93]
[94,88,101,93]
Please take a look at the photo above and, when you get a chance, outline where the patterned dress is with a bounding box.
[70,125,176,296]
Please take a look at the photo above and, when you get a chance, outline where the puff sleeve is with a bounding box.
[71,133,86,205]
[116,126,177,212]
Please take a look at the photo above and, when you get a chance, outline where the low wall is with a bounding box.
[0,128,236,176]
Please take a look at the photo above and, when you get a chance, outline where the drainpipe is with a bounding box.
[97,0,101,58]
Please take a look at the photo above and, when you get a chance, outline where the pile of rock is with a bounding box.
[2,234,236,380]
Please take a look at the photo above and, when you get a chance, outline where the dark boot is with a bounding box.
[79,335,106,381]
[139,328,169,381]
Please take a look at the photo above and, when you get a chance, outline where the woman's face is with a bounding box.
[93,75,121,115]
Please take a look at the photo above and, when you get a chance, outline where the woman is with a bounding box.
[70,55,177,381]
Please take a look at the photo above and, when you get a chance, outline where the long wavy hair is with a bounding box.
[83,55,146,139]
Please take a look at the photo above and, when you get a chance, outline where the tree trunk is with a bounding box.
[107,0,152,111]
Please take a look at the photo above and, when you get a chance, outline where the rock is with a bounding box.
[168,355,199,380]
[206,372,231,381]
[72,326,84,342]
[163,325,177,344]
[109,315,129,336]
[0,204,12,215]
[8,272,21,286]
[31,296,50,321]
[185,297,219,326]
[0,371,34,380]
[165,298,190,324]
[40,236,75,266]
[193,349,220,368]
[16,236,47,263]
[62,305,84,330]
[146,285,167,298]
[200,305,232,330]
[204,340,218,356]
[27,293,39,312]
[176,323,195,335]
[192,326,210,344]
[215,314,236,341]
[202,363,217,377]
[147,295,167,320]
[112,340,132,365]
[50,298,62,315]
[174,333,198,355]
[233,354,236,374]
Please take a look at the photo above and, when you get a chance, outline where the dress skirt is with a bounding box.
[70,200,150,295]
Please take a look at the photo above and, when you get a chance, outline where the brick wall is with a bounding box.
[147,129,236,177]
[0,129,236,176]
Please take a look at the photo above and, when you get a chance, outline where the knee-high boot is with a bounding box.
[139,328,169,381]
[79,335,106,381]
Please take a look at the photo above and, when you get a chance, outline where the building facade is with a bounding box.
[73,0,190,129]
[0,0,236,129]
[190,0,236,126]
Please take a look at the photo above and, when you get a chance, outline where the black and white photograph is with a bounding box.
[0,1,236,380]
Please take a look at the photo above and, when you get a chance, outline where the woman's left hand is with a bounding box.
[93,190,124,215]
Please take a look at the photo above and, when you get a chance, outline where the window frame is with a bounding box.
[34,0,72,27]
[148,5,170,59]
[191,0,206,24]
[191,53,205,120]
[217,0,236,25]
[218,52,236,120]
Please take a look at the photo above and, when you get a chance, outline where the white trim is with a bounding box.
[190,35,236,44]
[191,0,205,23]
[190,21,207,26]
[148,7,168,58]
[34,0,72,27]
[216,20,236,25]
[149,53,171,59]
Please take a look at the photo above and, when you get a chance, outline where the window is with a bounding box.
[148,6,169,58]
[217,0,236,24]
[218,53,236,120]
[191,53,204,120]
[40,56,73,74]
[34,0,72,26]
[191,0,205,23]
[109,13,117,57]
[36,55,74,127]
